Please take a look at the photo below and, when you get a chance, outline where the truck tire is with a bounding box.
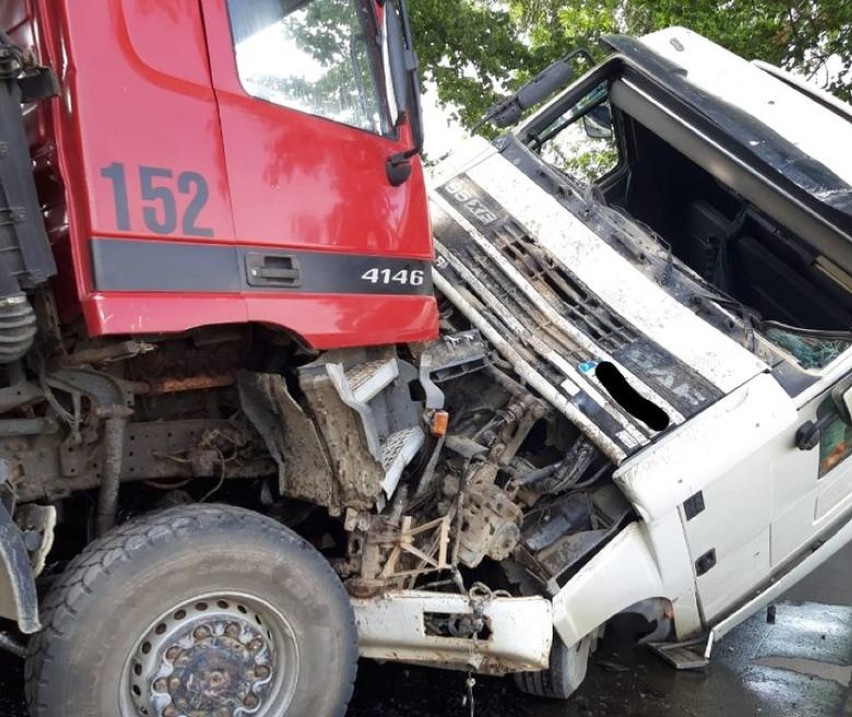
[513,632,593,700]
[25,504,357,717]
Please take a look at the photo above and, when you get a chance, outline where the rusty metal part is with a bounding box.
[46,367,134,410]
[457,483,522,568]
[238,372,336,511]
[381,515,452,579]
[142,374,236,396]
[497,396,548,466]
[63,339,154,366]
[9,419,273,503]
[353,589,553,674]
[346,580,387,599]
[346,513,453,594]
[0,381,43,413]
[343,518,399,591]
[45,368,134,449]
[124,593,299,717]
[297,358,389,513]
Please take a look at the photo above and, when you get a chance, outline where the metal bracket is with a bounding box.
[380,515,452,579]
[0,501,39,633]
[648,638,710,670]
[418,330,490,410]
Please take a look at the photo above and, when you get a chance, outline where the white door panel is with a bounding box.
[697,528,771,621]
[769,381,852,568]
[815,460,852,521]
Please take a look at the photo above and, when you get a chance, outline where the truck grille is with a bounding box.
[436,212,638,374]
[489,220,639,355]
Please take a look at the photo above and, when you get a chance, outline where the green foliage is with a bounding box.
[410,0,852,130]
[408,0,530,127]
[238,0,388,134]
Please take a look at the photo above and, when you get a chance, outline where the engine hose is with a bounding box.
[515,459,561,486]
[519,437,598,494]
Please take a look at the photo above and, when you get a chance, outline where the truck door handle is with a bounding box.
[245,253,301,288]
[258,266,299,281]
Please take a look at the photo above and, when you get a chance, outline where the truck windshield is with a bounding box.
[227,0,393,136]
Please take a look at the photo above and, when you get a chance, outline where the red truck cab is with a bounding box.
[4,0,436,348]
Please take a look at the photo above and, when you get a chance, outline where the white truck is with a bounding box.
[397,24,852,697]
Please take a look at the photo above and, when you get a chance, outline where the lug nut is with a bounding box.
[165,646,181,661]
[153,678,168,693]
[244,693,259,708]
[162,707,178,717]
[254,665,270,679]
[247,639,264,652]
[224,623,241,638]
[193,625,211,640]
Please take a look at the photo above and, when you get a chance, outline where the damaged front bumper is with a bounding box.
[353,587,553,674]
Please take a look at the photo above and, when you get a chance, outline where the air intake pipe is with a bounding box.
[0,34,57,363]
[0,293,37,364]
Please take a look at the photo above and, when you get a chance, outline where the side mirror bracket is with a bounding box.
[383,0,423,185]
[796,374,852,451]
[386,147,415,186]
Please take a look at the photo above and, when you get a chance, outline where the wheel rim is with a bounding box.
[120,592,300,717]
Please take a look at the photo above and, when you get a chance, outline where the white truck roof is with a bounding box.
[638,27,852,198]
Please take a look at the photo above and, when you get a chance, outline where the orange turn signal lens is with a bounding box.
[431,410,449,437]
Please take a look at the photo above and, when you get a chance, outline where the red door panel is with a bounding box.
[200,0,438,348]
[22,0,437,347]
[31,0,237,331]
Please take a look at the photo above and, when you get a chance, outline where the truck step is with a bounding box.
[345,359,399,404]
[299,352,426,509]
[381,427,425,497]
[648,639,710,670]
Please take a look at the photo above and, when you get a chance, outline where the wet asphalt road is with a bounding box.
[0,545,848,716]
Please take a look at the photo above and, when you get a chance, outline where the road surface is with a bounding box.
[0,544,848,716]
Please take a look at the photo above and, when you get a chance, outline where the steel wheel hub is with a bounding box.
[124,594,298,717]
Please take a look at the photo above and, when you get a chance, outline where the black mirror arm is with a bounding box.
[385,143,417,187]
[796,408,842,451]
[475,47,595,131]
[384,0,423,185]
[399,0,424,154]
[388,145,418,165]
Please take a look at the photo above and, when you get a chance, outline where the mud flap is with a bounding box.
[0,502,39,633]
